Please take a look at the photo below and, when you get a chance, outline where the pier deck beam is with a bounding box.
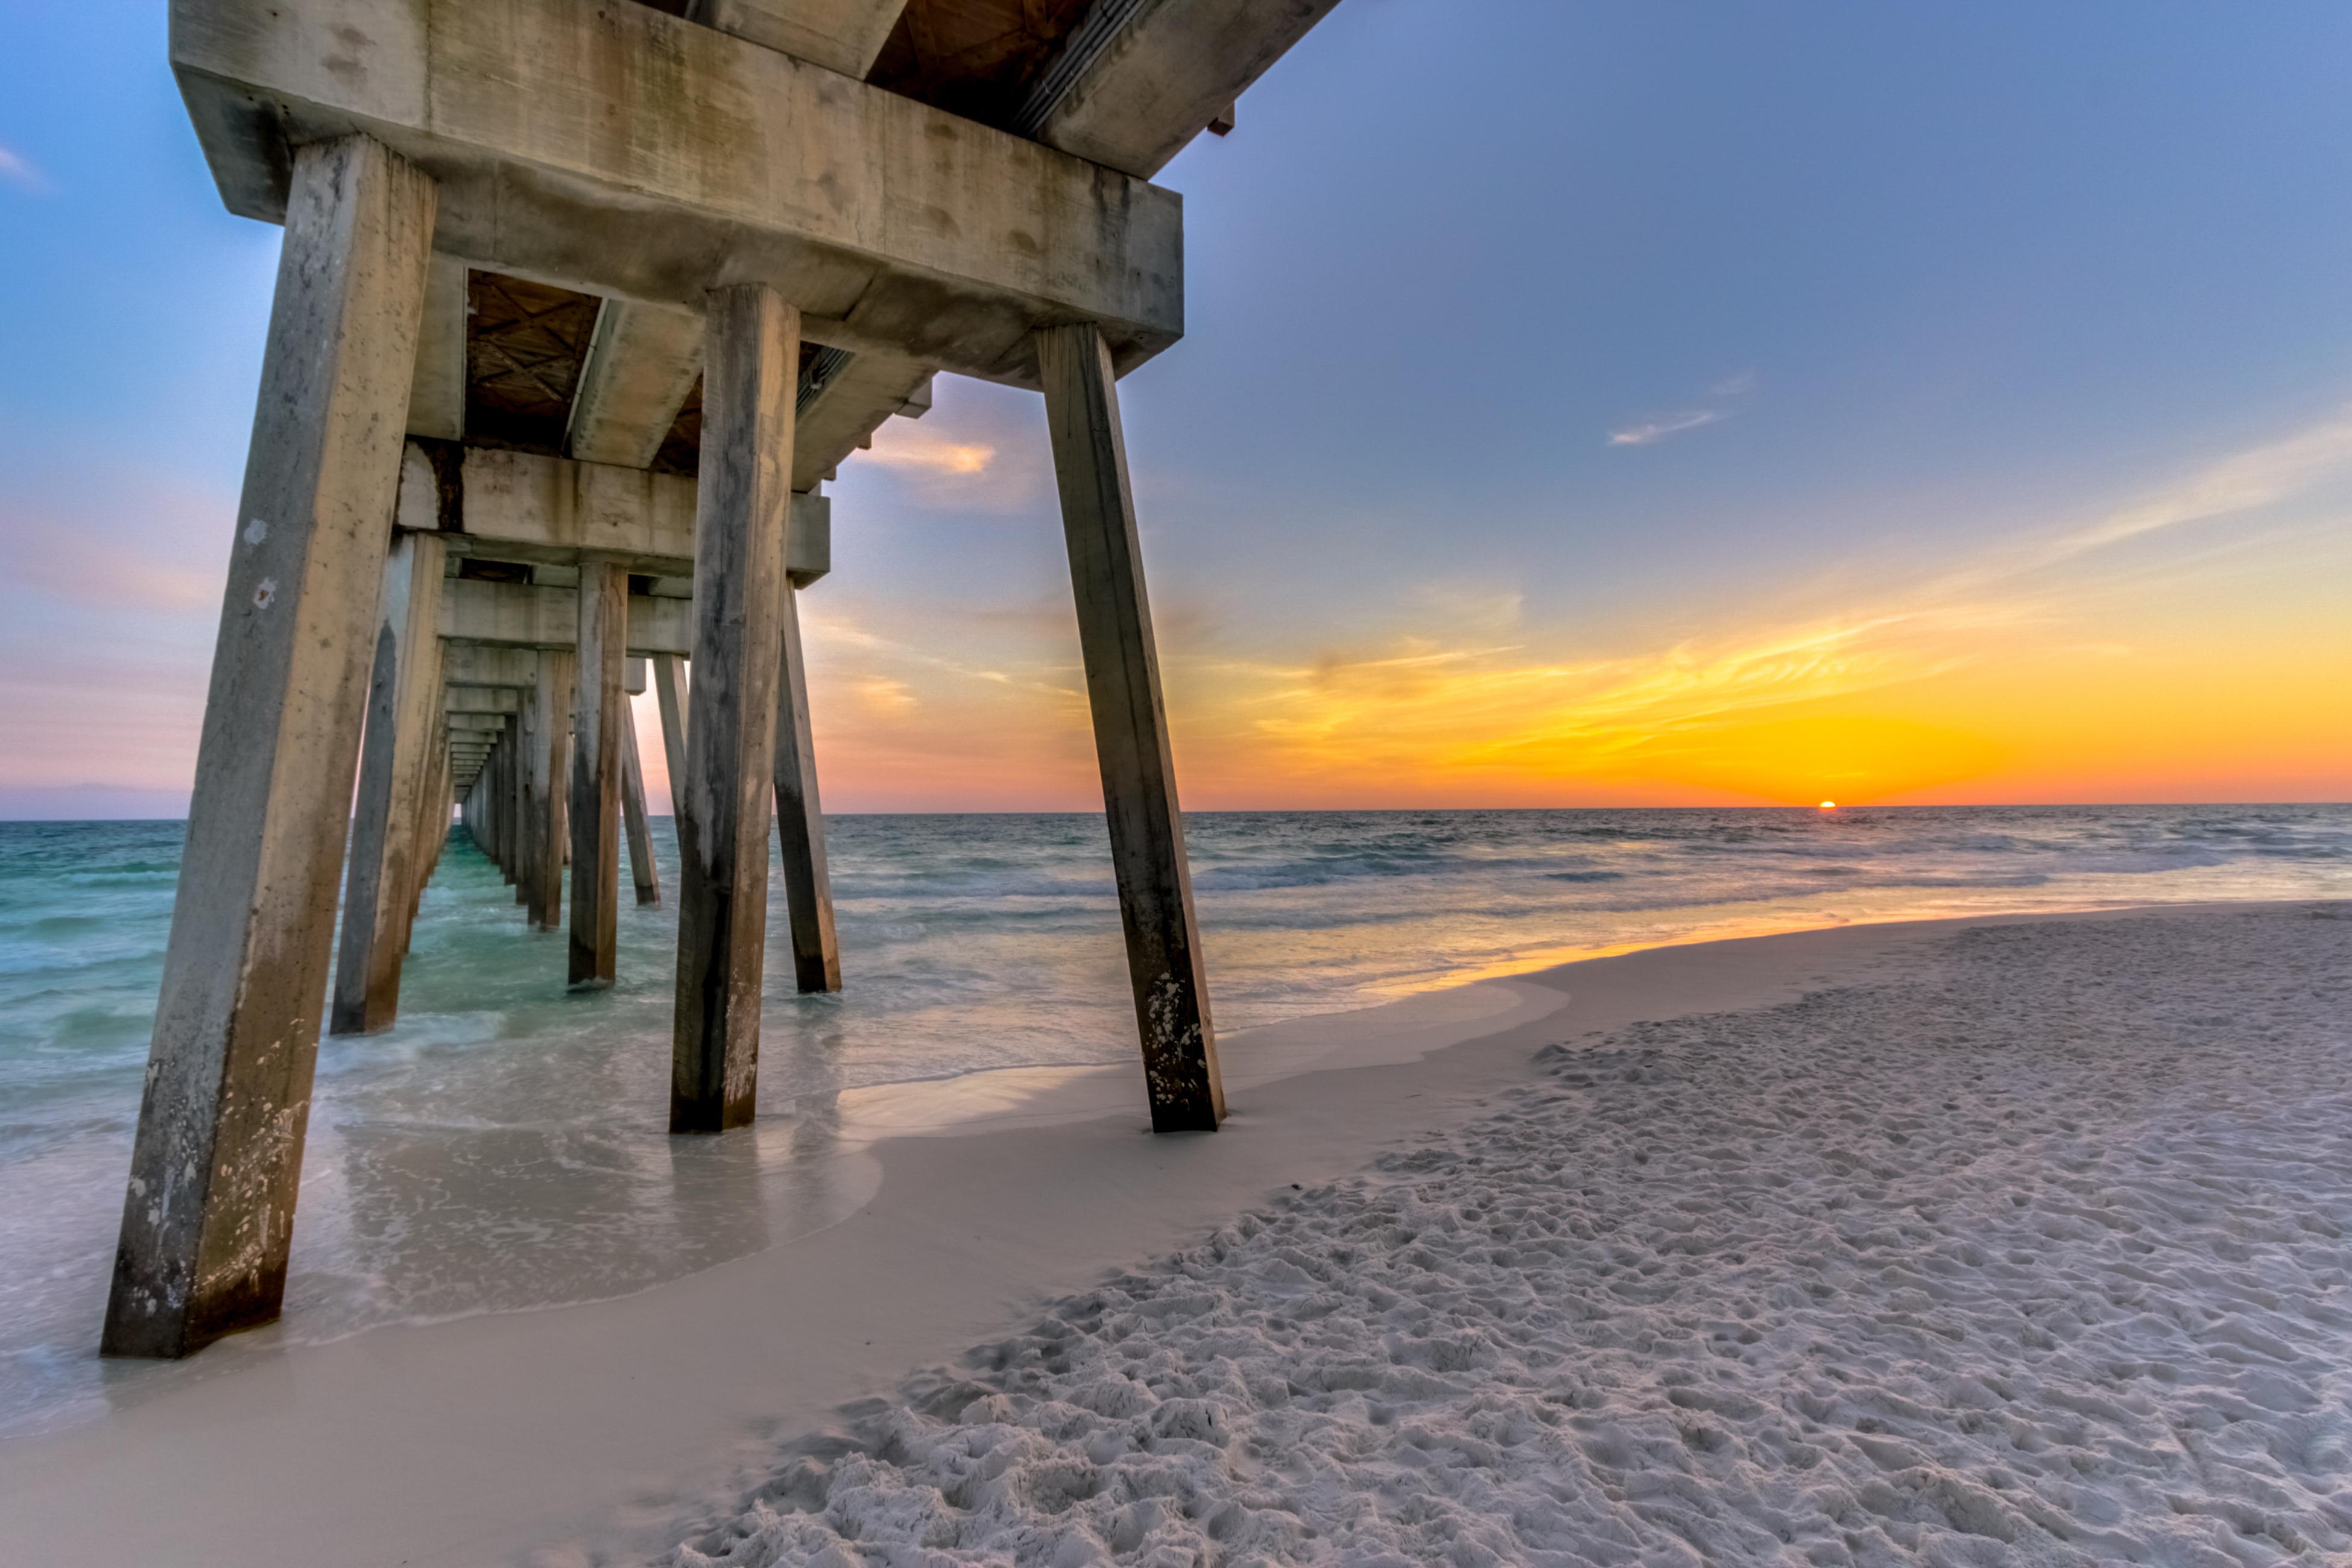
[1035,322,1224,1134]
[773,583,841,993]
[567,564,627,986]
[103,136,437,1358]
[331,529,446,1035]
[671,286,795,1134]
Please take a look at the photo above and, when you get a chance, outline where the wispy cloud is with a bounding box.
[861,424,996,476]
[1608,370,1757,447]
[0,144,46,191]
[1607,409,1722,447]
[853,674,918,715]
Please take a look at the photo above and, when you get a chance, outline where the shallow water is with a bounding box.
[0,805,2344,1433]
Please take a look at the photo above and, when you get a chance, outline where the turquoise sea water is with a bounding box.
[1,805,2345,1433]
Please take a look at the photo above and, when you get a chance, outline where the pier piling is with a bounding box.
[671,286,797,1133]
[105,136,438,1358]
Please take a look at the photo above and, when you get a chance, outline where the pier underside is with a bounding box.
[110,0,1345,1355]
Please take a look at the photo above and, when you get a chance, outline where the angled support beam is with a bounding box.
[653,654,691,818]
[1035,321,1222,1134]
[672,286,795,1134]
[568,563,628,987]
[104,137,438,1359]
[621,700,662,908]
[773,584,841,993]
[331,528,447,1035]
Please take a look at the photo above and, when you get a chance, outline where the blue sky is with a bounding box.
[3,1,2348,814]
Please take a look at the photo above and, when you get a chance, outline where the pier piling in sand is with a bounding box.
[568,562,628,987]
[112,0,1344,1349]
[671,286,797,1133]
[1038,323,1224,1133]
[774,581,842,994]
[104,135,438,1359]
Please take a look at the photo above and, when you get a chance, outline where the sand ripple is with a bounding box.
[672,908,2352,1566]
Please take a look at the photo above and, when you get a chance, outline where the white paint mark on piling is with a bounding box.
[244,517,270,546]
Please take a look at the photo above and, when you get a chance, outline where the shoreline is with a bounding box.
[0,899,2336,1565]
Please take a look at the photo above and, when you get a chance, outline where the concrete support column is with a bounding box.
[331,530,447,1035]
[504,708,526,889]
[772,583,840,992]
[1034,322,1223,1134]
[653,654,689,817]
[528,651,575,931]
[671,286,796,1134]
[567,563,627,987]
[413,711,452,920]
[104,136,438,1358]
[621,700,662,906]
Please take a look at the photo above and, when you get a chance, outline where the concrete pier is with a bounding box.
[654,654,690,818]
[621,701,662,908]
[1035,321,1224,1133]
[122,0,1349,1355]
[331,530,447,1036]
[671,286,796,1134]
[526,651,575,931]
[773,583,841,993]
[104,136,438,1358]
[567,563,627,987]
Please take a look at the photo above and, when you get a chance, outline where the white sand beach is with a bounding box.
[4,903,2348,1565]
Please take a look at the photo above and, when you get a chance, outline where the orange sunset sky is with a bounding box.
[2,2,2348,816]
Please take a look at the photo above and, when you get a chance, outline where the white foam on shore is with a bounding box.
[672,906,2352,1565]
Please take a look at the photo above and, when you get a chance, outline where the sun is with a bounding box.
[1818,800,1837,811]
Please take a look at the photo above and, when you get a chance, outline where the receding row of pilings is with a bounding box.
[102,136,1226,1361]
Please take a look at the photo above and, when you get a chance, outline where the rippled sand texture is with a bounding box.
[673,906,2352,1566]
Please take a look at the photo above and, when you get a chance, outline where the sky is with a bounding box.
[2,0,2348,816]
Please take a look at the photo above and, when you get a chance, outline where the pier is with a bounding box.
[106,0,1343,1359]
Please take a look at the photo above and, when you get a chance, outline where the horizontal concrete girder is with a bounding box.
[692,0,908,78]
[795,347,934,491]
[440,578,695,657]
[172,0,1184,385]
[1025,0,1346,179]
[440,643,544,690]
[447,687,520,714]
[565,301,704,469]
[398,441,829,583]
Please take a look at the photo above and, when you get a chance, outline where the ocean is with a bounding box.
[1,804,2345,1434]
